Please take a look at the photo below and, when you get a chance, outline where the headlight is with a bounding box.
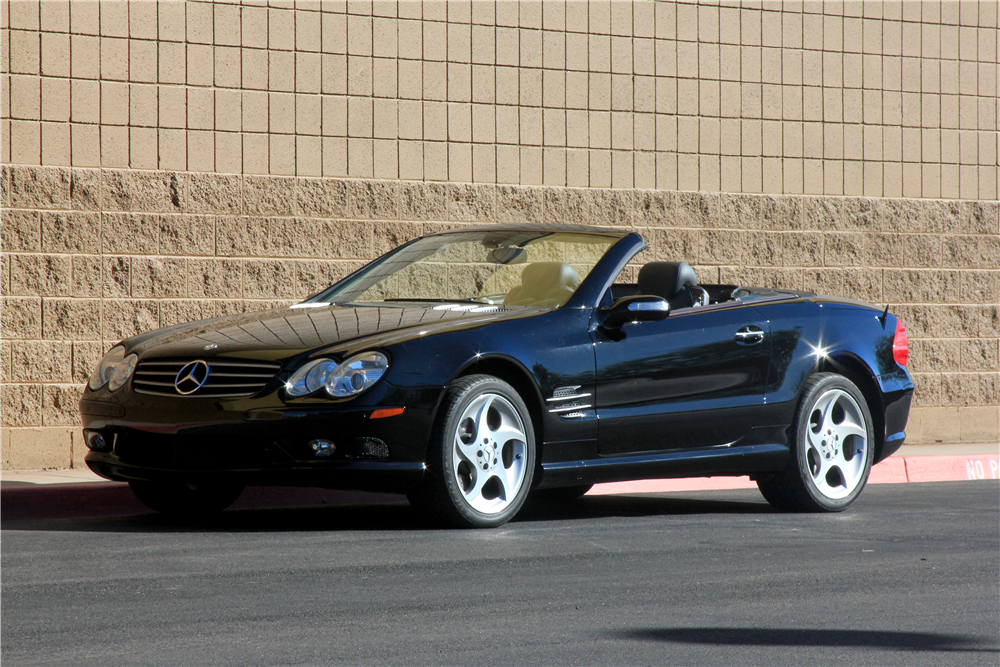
[285,351,389,398]
[108,353,138,391]
[88,346,138,391]
[285,358,338,396]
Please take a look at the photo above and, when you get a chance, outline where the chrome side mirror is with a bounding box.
[601,295,670,329]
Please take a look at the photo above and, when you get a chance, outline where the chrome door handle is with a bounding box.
[735,326,765,345]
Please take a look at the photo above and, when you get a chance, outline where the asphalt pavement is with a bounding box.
[2,481,998,666]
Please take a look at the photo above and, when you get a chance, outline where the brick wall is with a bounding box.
[1,1,998,469]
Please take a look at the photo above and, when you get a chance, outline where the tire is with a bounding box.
[530,484,593,504]
[757,373,875,512]
[408,375,535,528]
[128,480,244,516]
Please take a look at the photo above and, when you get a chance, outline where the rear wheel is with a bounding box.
[757,373,874,512]
[408,375,535,528]
[128,480,244,516]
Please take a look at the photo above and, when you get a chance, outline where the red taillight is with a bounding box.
[892,319,909,367]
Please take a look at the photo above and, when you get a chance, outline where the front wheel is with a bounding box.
[408,375,535,528]
[757,373,874,512]
[128,480,244,516]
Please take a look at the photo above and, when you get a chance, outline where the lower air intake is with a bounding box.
[349,437,390,460]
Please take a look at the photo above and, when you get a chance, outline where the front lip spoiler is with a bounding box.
[86,458,426,491]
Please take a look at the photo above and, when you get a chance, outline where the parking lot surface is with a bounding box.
[2,481,998,666]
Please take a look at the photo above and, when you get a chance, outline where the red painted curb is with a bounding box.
[587,453,999,496]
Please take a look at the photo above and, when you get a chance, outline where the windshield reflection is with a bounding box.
[314,230,619,309]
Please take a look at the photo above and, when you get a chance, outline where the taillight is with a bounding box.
[892,319,909,367]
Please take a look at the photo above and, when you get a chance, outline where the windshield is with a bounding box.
[313,230,620,309]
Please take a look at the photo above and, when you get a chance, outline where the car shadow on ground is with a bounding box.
[608,627,1000,654]
[1,488,772,534]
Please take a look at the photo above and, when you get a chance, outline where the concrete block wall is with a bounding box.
[1,0,998,469]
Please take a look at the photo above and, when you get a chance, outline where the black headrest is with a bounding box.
[637,262,698,300]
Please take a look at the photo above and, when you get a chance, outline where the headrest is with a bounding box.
[521,262,579,289]
[637,262,698,300]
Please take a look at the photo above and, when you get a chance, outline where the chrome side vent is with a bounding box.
[547,385,592,418]
[133,358,281,397]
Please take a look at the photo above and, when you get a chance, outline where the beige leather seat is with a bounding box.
[504,262,580,307]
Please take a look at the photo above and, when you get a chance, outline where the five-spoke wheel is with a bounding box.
[802,388,869,500]
[408,374,535,528]
[451,392,529,515]
[757,373,874,512]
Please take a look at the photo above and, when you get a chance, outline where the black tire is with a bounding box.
[530,484,593,503]
[757,373,875,512]
[128,480,244,516]
[408,375,536,528]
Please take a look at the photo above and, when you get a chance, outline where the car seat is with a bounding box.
[637,261,703,310]
[504,262,580,307]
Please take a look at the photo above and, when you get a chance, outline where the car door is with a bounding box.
[594,302,771,455]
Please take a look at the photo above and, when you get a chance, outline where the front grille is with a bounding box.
[132,358,281,397]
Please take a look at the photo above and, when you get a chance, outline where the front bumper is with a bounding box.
[81,383,441,492]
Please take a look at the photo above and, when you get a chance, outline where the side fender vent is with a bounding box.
[547,385,593,418]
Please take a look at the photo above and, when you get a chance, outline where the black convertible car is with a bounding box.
[81,225,913,527]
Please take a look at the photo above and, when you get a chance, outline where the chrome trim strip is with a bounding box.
[139,360,279,368]
[134,390,261,397]
[546,393,592,402]
[548,404,593,413]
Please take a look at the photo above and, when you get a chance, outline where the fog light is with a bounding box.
[84,430,110,452]
[308,439,335,458]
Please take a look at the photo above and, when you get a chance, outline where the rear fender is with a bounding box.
[814,351,887,464]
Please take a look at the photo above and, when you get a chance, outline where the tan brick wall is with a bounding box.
[1,1,998,468]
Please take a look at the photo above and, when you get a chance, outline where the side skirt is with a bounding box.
[537,443,790,489]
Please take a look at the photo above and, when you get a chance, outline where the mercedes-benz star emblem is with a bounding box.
[175,360,210,395]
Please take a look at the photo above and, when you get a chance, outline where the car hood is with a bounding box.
[125,303,544,362]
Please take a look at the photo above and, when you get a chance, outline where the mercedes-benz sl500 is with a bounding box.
[81,225,913,527]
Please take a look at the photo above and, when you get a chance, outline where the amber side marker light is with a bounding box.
[370,407,405,419]
[893,319,909,366]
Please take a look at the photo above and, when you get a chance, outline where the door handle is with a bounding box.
[735,326,765,345]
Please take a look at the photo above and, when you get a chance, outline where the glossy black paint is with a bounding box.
[593,301,771,454]
[81,225,914,493]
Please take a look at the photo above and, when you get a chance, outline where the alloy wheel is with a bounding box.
[803,388,869,500]
[451,392,528,515]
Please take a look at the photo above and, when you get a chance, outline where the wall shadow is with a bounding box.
[516,492,772,523]
[611,627,999,654]
[1,488,771,534]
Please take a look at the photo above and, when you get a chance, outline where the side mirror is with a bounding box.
[601,295,670,329]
